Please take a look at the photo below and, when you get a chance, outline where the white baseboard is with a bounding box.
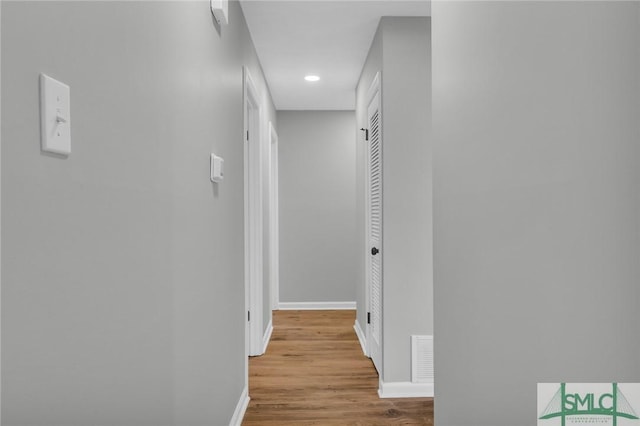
[353,320,368,356]
[229,386,250,426]
[378,379,434,398]
[278,301,356,310]
[262,319,273,354]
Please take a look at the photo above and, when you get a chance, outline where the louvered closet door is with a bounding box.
[368,88,383,374]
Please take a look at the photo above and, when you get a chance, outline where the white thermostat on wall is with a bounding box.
[210,153,224,183]
[210,0,228,25]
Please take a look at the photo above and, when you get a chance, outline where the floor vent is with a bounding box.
[411,335,434,383]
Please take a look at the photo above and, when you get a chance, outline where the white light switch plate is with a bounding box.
[210,153,224,182]
[40,74,71,155]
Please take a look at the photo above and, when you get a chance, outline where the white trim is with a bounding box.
[378,379,434,398]
[261,319,273,354]
[367,72,381,106]
[268,122,280,311]
[228,386,250,426]
[243,67,264,357]
[353,320,368,356]
[278,301,356,310]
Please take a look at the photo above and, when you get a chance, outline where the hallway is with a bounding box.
[242,310,433,425]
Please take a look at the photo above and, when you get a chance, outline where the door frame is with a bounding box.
[364,71,382,373]
[243,67,264,361]
[267,122,280,310]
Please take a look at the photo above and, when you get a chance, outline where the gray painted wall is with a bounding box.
[433,2,640,425]
[1,1,275,425]
[277,111,357,304]
[355,17,432,383]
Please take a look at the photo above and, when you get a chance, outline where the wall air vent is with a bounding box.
[411,335,434,383]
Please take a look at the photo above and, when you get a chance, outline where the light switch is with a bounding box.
[40,74,71,155]
[210,153,224,183]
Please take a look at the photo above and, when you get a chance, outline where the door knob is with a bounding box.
[371,247,379,255]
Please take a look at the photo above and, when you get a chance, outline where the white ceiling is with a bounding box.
[239,0,431,110]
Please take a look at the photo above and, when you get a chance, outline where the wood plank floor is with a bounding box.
[242,310,434,425]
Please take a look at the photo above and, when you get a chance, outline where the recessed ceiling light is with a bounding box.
[304,75,320,82]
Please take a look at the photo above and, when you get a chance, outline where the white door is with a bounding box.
[366,74,383,374]
[244,67,264,360]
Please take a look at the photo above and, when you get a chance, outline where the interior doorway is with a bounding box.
[244,66,264,363]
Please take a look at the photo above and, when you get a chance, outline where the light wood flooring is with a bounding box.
[242,310,434,425]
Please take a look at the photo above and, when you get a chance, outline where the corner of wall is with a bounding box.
[261,318,273,354]
[228,386,250,426]
[378,379,434,399]
[353,319,367,356]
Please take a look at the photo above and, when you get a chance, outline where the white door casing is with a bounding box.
[243,67,264,361]
[268,122,280,310]
[365,72,383,374]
